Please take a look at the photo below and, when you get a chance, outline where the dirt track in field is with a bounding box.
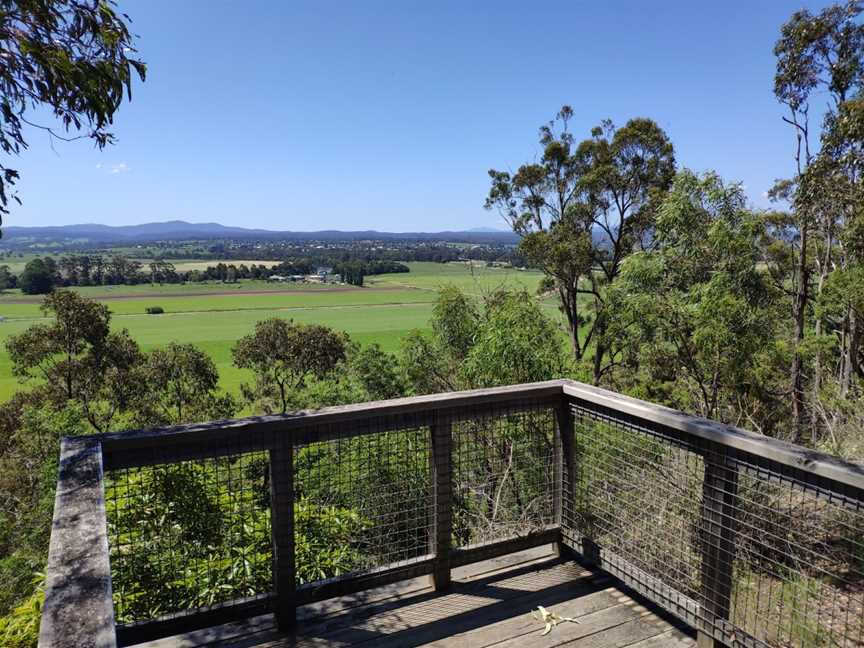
[0,285,419,304]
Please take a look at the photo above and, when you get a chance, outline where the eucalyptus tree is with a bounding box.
[6,290,111,401]
[773,0,864,430]
[607,171,779,428]
[576,118,676,382]
[4,290,147,431]
[232,318,347,413]
[144,343,236,425]
[0,0,146,221]
[485,107,674,383]
[812,98,864,394]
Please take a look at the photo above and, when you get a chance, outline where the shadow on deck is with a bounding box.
[136,547,695,648]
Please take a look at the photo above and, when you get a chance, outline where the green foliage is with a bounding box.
[108,461,269,621]
[0,399,86,617]
[431,285,479,361]
[0,264,16,291]
[5,290,148,431]
[0,0,146,219]
[339,261,365,286]
[6,290,110,397]
[403,286,571,394]
[17,258,53,295]
[0,576,43,648]
[774,1,864,111]
[294,500,369,584]
[486,108,675,380]
[347,343,406,401]
[232,318,347,413]
[607,170,781,425]
[461,291,571,388]
[143,342,236,425]
[106,457,368,621]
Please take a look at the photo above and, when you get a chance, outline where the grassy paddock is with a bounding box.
[0,262,547,403]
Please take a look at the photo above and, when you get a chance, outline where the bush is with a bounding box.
[18,259,53,295]
[0,577,43,648]
[145,306,164,315]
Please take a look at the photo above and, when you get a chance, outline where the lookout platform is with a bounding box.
[136,547,694,648]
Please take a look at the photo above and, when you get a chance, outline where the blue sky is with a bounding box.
[10,1,830,231]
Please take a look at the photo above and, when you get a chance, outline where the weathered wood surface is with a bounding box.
[99,381,566,469]
[132,549,694,648]
[430,419,453,591]
[563,381,864,494]
[39,437,116,648]
[270,442,296,630]
[96,378,864,497]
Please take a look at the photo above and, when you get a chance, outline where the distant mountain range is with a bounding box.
[1,221,521,245]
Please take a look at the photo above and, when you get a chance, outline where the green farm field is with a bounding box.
[0,262,547,402]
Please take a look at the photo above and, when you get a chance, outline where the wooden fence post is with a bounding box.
[39,437,116,648]
[555,402,576,556]
[697,444,739,648]
[270,437,296,631]
[430,417,453,591]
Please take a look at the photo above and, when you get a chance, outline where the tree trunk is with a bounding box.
[851,308,862,379]
[813,237,832,396]
[790,227,809,442]
[559,285,582,360]
[592,339,605,386]
[840,306,860,397]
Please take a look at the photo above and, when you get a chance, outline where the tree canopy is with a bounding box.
[0,0,146,221]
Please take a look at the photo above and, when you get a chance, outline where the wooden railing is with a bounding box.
[39,380,864,648]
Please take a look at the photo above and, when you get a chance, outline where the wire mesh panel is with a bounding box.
[451,402,557,547]
[564,399,864,648]
[104,450,272,625]
[725,452,864,647]
[291,416,433,584]
[564,403,705,620]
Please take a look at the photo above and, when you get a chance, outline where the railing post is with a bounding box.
[40,437,116,648]
[270,437,296,631]
[697,444,739,648]
[554,400,576,556]
[430,416,453,591]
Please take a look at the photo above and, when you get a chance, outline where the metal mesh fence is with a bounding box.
[451,403,557,547]
[292,416,433,581]
[564,400,864,648]
[726,453,864,647]
[105,450,272,625]
[103,399,561,628]
[563,404,705,620]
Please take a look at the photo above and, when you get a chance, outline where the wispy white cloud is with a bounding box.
[95,162,102,169]
[109,162,129,175]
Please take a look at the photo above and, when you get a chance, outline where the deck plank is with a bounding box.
[133,551,695,648]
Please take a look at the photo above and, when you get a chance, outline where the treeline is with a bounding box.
[10,254,411,294]
[331,260,409,287]
[123,241,524,265]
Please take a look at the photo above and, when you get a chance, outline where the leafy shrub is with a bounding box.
[0,576,43,648]
[145,306,164,315]
[107,460,369,623]
[295,500,369,584]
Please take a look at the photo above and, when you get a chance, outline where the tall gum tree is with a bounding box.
[485,108,674,384]
[773,0,864,435]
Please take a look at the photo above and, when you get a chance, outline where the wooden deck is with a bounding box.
[135,547,695,648]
